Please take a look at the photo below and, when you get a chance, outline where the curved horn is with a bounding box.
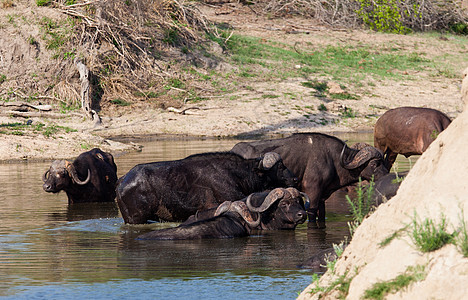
[286,187,310,210]
[214,200,261,228]
[261,152,281,170]
[42,169,50,182]
[229,201,261,228]
[246,188,285,213]
[66,162,91,185]
[339,143,347,168]
[342,146,382,170]
[286,187,300,198]
[214,201,233,217]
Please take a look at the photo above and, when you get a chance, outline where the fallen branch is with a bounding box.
[0,110,83,119]
[167,106,223,115]
[0,102,52,112]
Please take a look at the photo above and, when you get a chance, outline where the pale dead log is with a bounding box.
[0,102,52,111]
[74,58,93,119]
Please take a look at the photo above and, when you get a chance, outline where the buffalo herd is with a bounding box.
[42,106,451,241]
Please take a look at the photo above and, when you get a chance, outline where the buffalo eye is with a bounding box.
[369,160,379,168]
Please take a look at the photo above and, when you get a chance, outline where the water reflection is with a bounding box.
[0,133,416,299]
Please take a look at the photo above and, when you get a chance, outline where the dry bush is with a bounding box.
[56,0,213,105]
[225,0,468,31]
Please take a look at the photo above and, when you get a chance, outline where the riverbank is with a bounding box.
[0,1,465,163]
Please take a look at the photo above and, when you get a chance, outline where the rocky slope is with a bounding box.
[298,68,468,300]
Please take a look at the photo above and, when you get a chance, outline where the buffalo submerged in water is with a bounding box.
[42,148,118,204]
[137,187,308,240]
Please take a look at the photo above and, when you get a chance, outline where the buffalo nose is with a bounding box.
[297,210,306,221]
[43,183,51,192]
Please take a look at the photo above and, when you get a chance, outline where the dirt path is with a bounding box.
[0,2,465,162]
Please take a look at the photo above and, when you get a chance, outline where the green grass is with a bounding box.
[39,17,75,56]
[111,98,131,106]
[363,265,426,300]
[0,121,76,137]
[340,108,358,119]
[346,177,376,236]
[378,226,407,247]
[212,32,435,85]
[410,213,455,252]
[455,210,468,257]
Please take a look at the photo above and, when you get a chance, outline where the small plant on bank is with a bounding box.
[346,177,376,236]
[455,209,468,257]
[378,226,407,247]
[318,103,327,112]
[410,213,455,252]
[363,265,426,300]
[340,107,358,119]
[111,98,131,107]
[36,0,51,6]
[301,80,328,97]
[321,239,348,273]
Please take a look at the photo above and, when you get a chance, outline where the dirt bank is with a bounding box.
[298,70,468,299]
[0,2,465,162]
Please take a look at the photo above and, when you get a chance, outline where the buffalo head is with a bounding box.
[216,187,308,230]
[258,152,298,188]
[42,160,91,193]
[340,145,388,182]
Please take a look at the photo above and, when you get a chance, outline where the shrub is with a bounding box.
[455,210,468,257]
[346,177,375,236]
[410,213,455,252]
[357,0,411,33]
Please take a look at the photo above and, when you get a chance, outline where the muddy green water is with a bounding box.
[0,133,416,299]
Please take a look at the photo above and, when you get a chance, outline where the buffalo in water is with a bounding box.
[42,148,118,204]
[231,133,388,228]
[137,187,308,240]
[374,106,451,169]
[116,151,298,224]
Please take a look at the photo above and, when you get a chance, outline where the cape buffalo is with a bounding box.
[42,148,118,204]
[116,151,298,224]
[374,107,451,169]
[231,133,388,228]
[137,187,308,240]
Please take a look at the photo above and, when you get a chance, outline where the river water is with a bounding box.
[0,133,415,299]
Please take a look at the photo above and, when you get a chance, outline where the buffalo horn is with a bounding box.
[66,161,91,185]
[230,201,261,228]
[214,201,233,217]
[246,188,285,213]
[261,152,281,170]
[286,187,310,210]
[341,145,382,170]
[215,200,261,228]
[42,169,50,182]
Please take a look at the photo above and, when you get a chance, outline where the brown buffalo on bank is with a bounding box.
[374,107,451,169]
